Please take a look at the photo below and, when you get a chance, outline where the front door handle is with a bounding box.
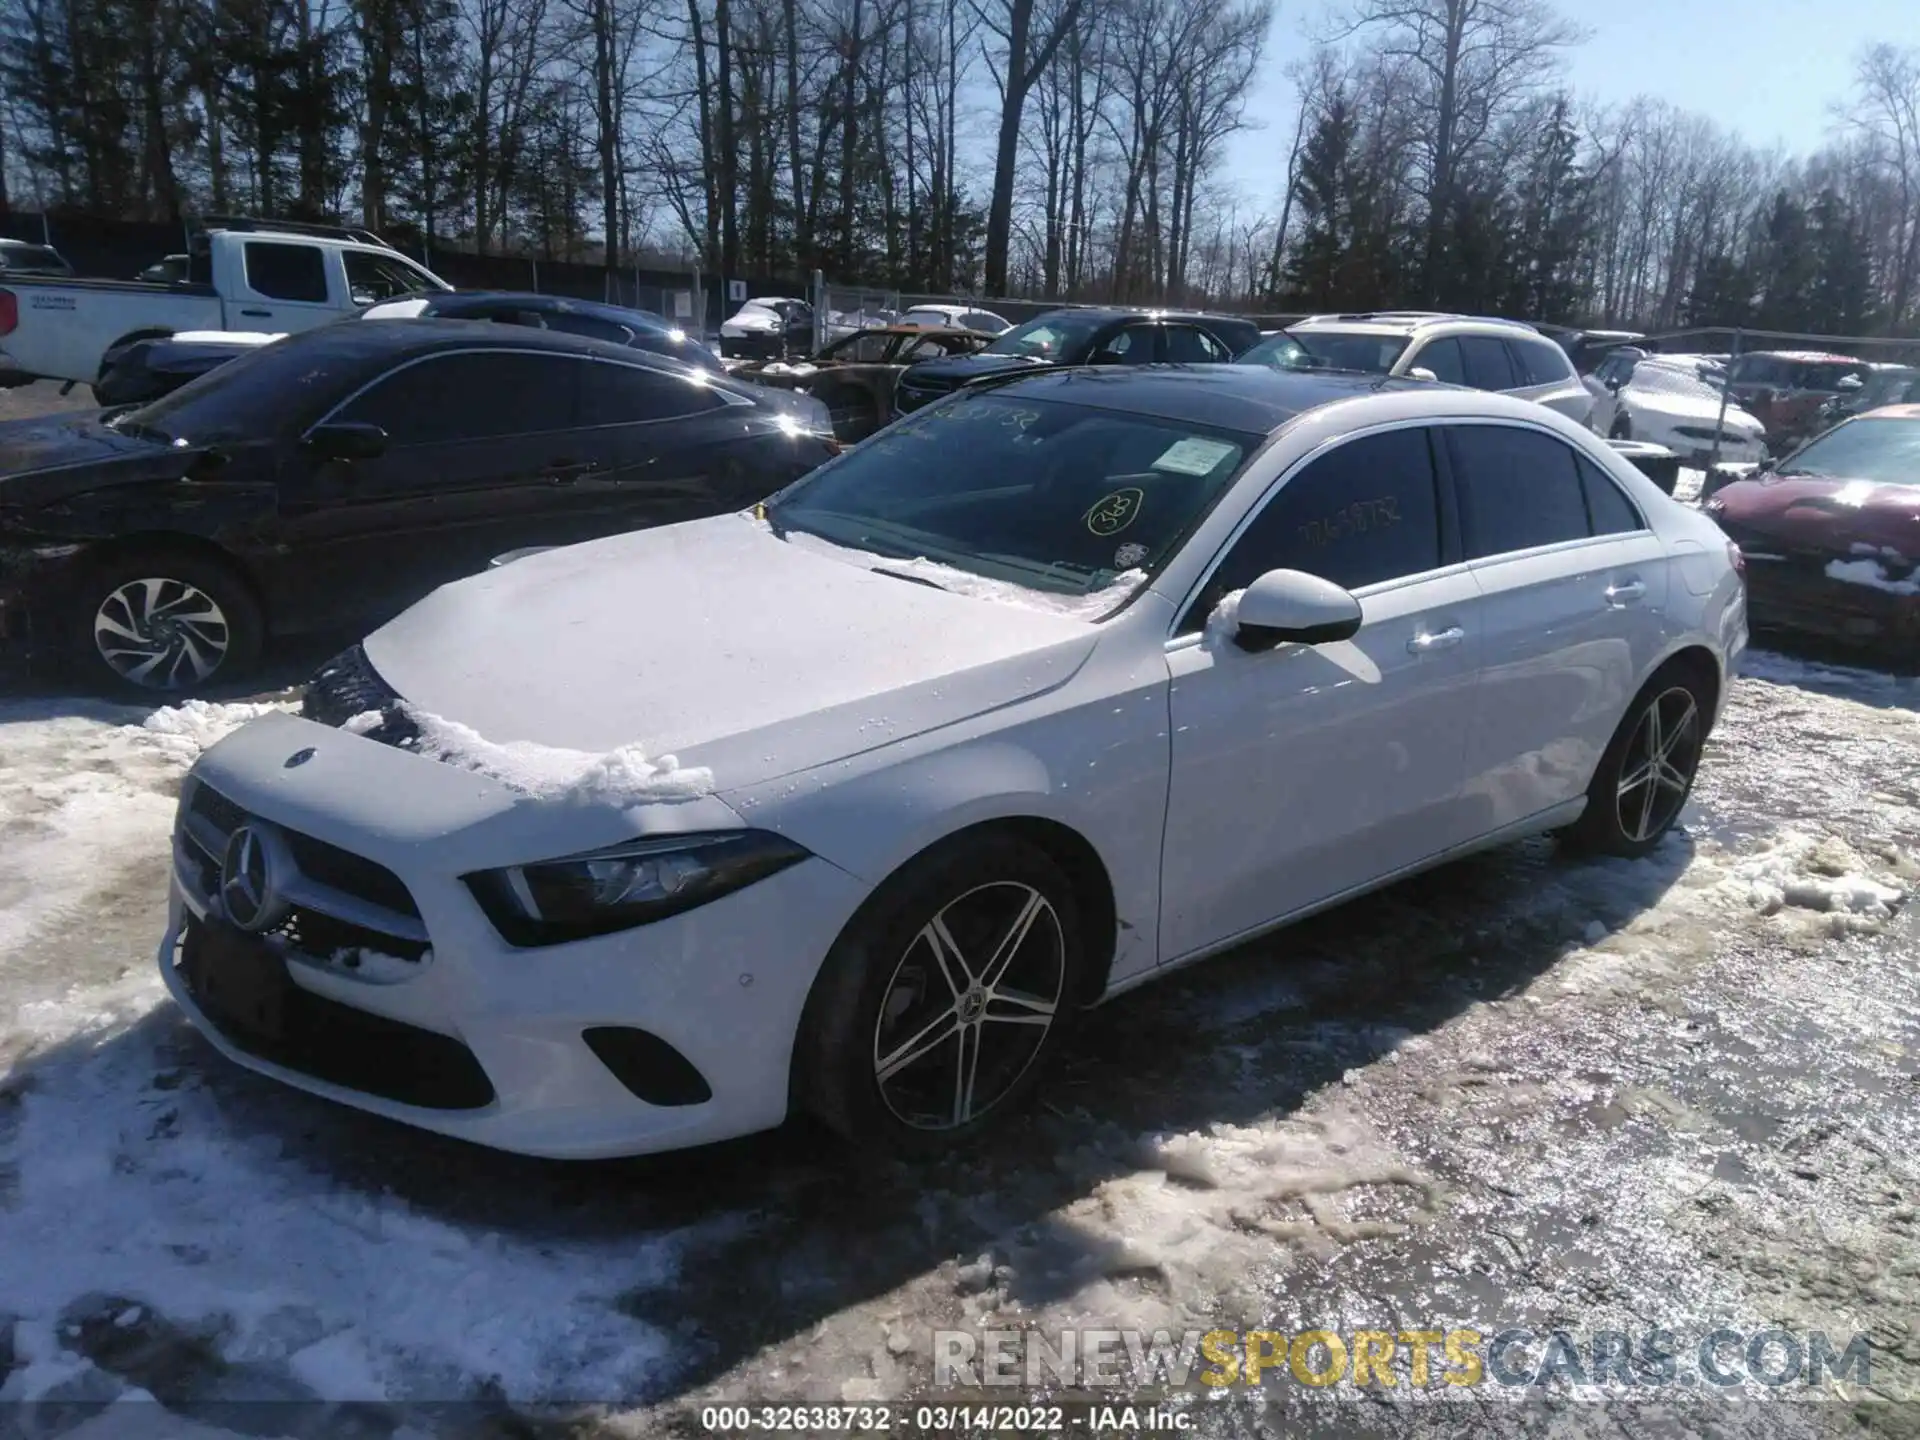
[542,460,598,483]
[1605,578,1647,606]
[1407,625,1465,653]
[240,308,273,318]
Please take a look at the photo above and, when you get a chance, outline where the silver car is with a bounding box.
[1240,311,1596,426]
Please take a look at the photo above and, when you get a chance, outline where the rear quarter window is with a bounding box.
[1513,338,1573,386]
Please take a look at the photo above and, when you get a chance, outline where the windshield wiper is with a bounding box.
[109,417,174,445]
[871,567,950,592]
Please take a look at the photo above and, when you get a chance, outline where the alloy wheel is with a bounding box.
[93,577,232,690]
[872,881,1067,1131]
[1615,685,1701,843]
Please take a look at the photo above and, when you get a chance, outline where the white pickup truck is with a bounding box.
[0,222,453,390]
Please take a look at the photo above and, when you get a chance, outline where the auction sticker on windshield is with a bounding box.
[1153,437,1238,476]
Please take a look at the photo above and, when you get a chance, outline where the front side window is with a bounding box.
[1090,324,1157,364]
[1186,427,1445,630]
[1413,337,1466,385]
[336,351,581,446]
[766,390,1256,602]
[243,241,328,303]
[1445,425,1592,558]
[343,249,443,304]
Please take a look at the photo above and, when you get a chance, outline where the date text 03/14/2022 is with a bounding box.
[698,1404,1192,1432]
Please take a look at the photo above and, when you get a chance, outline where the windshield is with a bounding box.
[1628,364,1724,405]
[1777,417,1920,486]
[1243,329,1408,374]
[984,312,1112,360]
[765,389,1257,603]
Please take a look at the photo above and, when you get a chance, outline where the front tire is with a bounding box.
[66,550,263,697]
[1563,667,1709,858]
[795,832,1086,1154]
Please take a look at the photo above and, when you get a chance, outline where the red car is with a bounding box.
[1723,349,1877,448]
[1704,404,1920,651]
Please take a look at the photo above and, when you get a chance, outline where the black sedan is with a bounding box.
[892,308,1262,415]
[94,292,724,408]
[0,320,835,694]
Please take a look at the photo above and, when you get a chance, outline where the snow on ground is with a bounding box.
[3,647,1919,1434]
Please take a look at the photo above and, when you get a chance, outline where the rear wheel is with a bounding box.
[795,832,1086,1154]
[66,550,263,697]
[1563,667,1709,858]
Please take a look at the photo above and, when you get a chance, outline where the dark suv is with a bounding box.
[893,307,1261,415]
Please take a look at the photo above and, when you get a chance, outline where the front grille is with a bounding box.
[178,921,492,1110]
[177,779,428,962]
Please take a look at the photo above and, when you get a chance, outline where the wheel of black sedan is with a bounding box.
[795,832,1086,1151]
[1563,666,1709,858]
[70,552,262,696]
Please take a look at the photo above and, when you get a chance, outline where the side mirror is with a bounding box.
[1231,569,1363,653]
[303,421,388,462]
[1087,351,1128,366]
[1407,366,1439,383]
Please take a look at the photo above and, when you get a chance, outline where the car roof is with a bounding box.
[839,324,988,338]
[1032,306,1256,325]
[978,364,1435,433]
[424,290,675,329]
[1292,312,1542,338]
[279,316,693,369]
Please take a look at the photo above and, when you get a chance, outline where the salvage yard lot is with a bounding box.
[3,647,1919,1436]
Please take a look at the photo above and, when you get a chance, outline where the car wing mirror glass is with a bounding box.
[1231,569,1363,653]
[303,421,388,462]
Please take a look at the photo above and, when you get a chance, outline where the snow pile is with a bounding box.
[0,1002,690,1409]
[1732,830,1907,925]
[124,698,290,766]
[403,707,714,806]
[1825,556,1920,595]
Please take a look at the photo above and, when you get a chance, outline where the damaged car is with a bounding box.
[1703,403,1920,654]
[1586,352,1768,466]
[733,324,995,441]
[162,366,1742,1159]
[0,319,834,694]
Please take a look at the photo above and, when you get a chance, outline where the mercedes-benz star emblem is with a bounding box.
[219,822,291,933]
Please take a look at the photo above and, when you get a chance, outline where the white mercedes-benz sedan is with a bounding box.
[159,367,1748,1158]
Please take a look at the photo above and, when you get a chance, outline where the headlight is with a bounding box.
[463,830,809,946]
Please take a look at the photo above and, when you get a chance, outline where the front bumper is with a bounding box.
[158,712,871,1158]
[1736,553,1919,648]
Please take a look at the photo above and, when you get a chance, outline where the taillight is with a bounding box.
[0,289,16,337]
[1727,540,1745,578]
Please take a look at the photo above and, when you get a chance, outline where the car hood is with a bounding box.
[1625,386,1763,431]
[1713,473,1920,556]
[0,413,197,508]
[900,353,1049,387]
[721,310,784,334]
[360,513,1103,794]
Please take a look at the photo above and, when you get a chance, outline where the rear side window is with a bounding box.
[1458,335,1519,390]
[338,351,582,445]
[1512,338,1573,386]
[1189,427,1444,626]
[576,360,727,424]
[1414,337,1466,385]
[1577,454,1645,535]
[962,312,1002,331]
[1445,425,1591,558]
[244,242,328,303]
[1090,325,1157,363]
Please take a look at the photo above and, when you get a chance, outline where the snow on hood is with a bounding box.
[394,706,716,805]
[1626,370,1763,431]
[360,513,1105,792]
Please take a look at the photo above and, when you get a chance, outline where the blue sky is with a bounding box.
[1221,0,1914,207]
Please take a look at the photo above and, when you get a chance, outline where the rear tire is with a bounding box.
[65,549,263,698]
[794,832,1086,1155]
[1562,666,1710,858]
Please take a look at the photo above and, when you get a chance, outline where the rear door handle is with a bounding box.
[1407,625,1465,653]
[240,308,273,318]
[1605,578,1647,606]
[541,460,598,483]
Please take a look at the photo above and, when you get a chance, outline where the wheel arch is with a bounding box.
[1644,641,1723,736]
[70,531,268,630]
